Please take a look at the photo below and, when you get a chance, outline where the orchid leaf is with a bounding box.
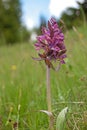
[56,107,68,130]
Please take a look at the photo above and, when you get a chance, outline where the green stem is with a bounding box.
[46,65,54,130]
[47,66,51,112]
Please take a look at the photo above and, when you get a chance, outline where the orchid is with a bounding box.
[34,17,67,69]
[33,18,67,130]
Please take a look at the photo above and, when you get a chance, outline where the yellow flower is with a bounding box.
[79,33,83,39]
[11,65,17,71]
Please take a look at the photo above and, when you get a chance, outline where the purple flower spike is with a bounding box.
[34,17,67,69]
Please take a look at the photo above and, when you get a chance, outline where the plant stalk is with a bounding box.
[46,65,54,130]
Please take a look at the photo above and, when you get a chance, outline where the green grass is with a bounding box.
[0,25,87,130]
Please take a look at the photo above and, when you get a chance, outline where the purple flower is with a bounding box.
[34,18,67,69]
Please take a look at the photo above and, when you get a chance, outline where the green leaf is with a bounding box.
[56,107,68,130]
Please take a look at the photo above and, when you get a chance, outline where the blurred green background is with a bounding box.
[0,0,87,130]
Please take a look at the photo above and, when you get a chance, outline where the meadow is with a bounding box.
[0,25,87,130]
